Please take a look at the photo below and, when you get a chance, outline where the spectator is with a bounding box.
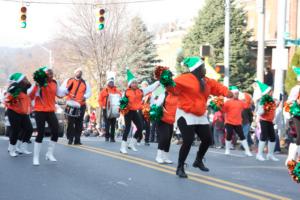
[212,111,225,149]
[264,67,273,87]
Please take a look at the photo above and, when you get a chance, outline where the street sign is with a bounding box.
[272,48,288,70]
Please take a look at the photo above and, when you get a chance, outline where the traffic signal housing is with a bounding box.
[214,63,224,77]
[20,6,27,28]
[98,8,105,30]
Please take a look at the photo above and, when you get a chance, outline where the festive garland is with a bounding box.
[209,97,224,112]
[290,101,300,117]
[287,160,300,183]
[260,94,276,113]
[33,69,48,87]
[119,96,129,115]
[141,103,150,122]
[154,66,175,87]
[7,83,22,98]
[149,104,163,122]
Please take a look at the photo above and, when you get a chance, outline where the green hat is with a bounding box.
[181,56,204,72]
[39,66,49,72]
[293,66,300,81]
[229,86,239,93]
[8,73,25,83]
[255,80,271,95]
[126,67,136,86]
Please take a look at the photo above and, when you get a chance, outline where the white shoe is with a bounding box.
[256,154,265,161]
[9,144,18,157]
[256,141,266,161]
[16,140,22,153]
[285,143,298,166]
[120,141,128,154]
[155,150,164,164]
[128,138,138,152]
[241,140,253,157]
[225,140,231,155]
[33,142,41,166]
[162,151,173,164]
[266,142,279,161]
[20,142,32,155]
[45,141,57,162]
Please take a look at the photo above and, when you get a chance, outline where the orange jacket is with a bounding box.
[5,92,31,115]
[98,86,121,108]
[30,80,57,112]
[161,93,178,124]
[66,78,87,105]
[125,88,144,111]
[260,109,275,122]
[222,99,249,125]
[171,73,229,116]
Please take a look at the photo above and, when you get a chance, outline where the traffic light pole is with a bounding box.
[223,0,230,87]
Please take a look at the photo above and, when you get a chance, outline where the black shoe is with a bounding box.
[68,140,73,145]
[105,138,109,142]
[110,138,116,143]
[176,164,188,178]
[145,142,150,146]
[193,159,209,172]
[74,142,82,145]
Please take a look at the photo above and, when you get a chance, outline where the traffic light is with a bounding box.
[214,64,224,77]
[98,8,105,30]
[20,6,27,28]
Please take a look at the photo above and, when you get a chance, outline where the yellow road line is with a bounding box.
[60,142,291,200]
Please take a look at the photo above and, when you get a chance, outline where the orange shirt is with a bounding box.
[30,80,57,112]
[161,93,178,124]
[98,86,121,108]
[125,88,143,111]
[171,73,229,116]
[260,109,275,122]
[222,99,248,125]
[66,78,87,105]
[5,92,31,115]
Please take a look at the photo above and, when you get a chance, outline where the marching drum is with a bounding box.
[65,100,81,117]
[106,94,120,119]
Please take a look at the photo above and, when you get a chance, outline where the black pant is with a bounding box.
[35,112,59,143]
[122,110,143,141]
[67,105,86,144]
[293,116,300,145]
[177,117,212,165]
[150,121,158,142]
[139,110,150,143]
[225,124,245,141]
[7,109,33,145]
[157,120,173,152]
[260,120,275,142]
[103,109,116,140]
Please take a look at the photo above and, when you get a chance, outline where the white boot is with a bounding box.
[241,140,253,157]
[33,142,41,165]
[7,143,12,152]
[256,141,266,161]
[45,141,57,162]
[266,142,279,161]
[225,140,231,155]
[20,142,32,155]
[285,143,298,166]
[16,140,22,153]
[155,150,164,164]
[162,151,173,164]
[120,141,128,154]
[9,144,18,157]
[128,138,138,152]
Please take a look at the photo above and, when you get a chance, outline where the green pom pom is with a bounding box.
[119,96,129,110]
[260,94,274,105]
[33,69,48,87]
[7,83,22,98]
[209,101,219,112]
[160,70,175,87]
[293,162,300,180]
[149,104,163,121]
[290,101,300,117]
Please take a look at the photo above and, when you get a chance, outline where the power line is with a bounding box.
[0,0,166,6]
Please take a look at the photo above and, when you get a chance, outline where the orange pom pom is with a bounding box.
[154,66,169,80]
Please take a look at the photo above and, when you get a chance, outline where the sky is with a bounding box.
[0,0,204,48]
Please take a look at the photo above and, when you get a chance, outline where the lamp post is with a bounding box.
[224,0,230,87]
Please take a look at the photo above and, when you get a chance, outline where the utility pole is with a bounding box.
[223,0,230,87]
[256,0,265,82]
[273,0,287,100]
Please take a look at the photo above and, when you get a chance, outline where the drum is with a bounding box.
[65,100,81,117]
[106,94,120,119]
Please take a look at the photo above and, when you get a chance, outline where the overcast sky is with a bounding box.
[0,0,204,47]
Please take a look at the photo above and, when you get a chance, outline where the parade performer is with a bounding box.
[119,68,159,154]
[255,81,279,161]
[29,67,65,165]
[61,68,91,145]
[222,86,252,156]
[167,57,233,178]
[98,76,121,142]
[285,67,300,165]
[140,80,152,145]
[5,73,33,157]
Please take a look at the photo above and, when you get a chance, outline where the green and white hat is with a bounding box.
[255,80,271,95]
[181,56,204,72]
[229,86,239,93]
[39,66,49,72]
[126,67,136,86]
[293,66,300,81]
[8,72,25,83]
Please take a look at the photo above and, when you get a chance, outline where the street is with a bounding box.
[0,136,297,200]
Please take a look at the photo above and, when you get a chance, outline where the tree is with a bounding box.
[121,16,160,83]
[285,47,300,94]
[182,0,254,91]
[175,50,188,74]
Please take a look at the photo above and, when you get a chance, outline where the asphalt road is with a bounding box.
[0,136,298,200]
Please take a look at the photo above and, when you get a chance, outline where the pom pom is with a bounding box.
[33,69,48,87]
[287,160,300,183]
[290,101,300,117]
[284,102,291,113]
[260,94,276,113]
[154,66,169,80]
[149,104,163,122]
[160,69,175,87]
[141,103,150,122]
[7,82,22,98]
[119,96,129,115]
[209,96,224,112]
